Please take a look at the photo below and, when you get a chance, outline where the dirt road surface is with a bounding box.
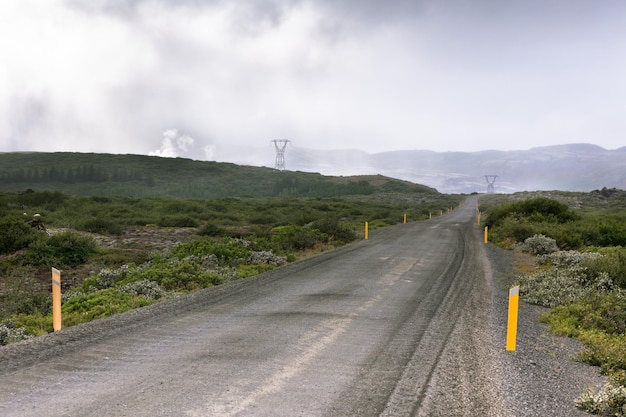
[0,196,603,416]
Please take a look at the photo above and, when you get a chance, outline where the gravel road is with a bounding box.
[0,195,604,416]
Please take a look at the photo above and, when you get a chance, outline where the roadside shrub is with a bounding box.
[271,225,324,251]
[590,219,626,247]
[486,197,582,246]
[0,319,32,346]
[81,264,130,291]
[537,250,603,268]
[248,250,287,266]
[491,216,536,244]
[61,288,156,326]
[583,247,626,290]
[173,239,250,266]
[576,382,626,417]
[10,311,52,336]
[518,251,614,307]
[542,292,626,337]
[26,231,98,267]
[126,258,223,291]
[0,216,41,254]
[157,215,198,228]
[197,222,224,236]
[577,329,626,375]
[237,263,276,278]
[539,273,626,416]
[520,234,558,255]
[78,217,124,235]
[543,225,584,250]
[0,273,51,316]
[120,279,166,299]
[487,197,578,227]
[312,217,357,244]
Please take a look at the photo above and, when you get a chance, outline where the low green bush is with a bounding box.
[26,231,98,268]
[61,289,157,327]
[486,197,578,229]
[173,239,251,265]
[78,217,124,235]
[312,217,357,245]
[237,263,276,278]
[0,216,41,254]
[157,215,198,228]
[11,311,53,336]
[271,225,325,251]
[0,273,51,317]
[542,292,626,338]
[125,258,223,291]
[197,222,225,236]
[583,247,626,290]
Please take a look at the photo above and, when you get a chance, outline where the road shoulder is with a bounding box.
[485,242,606,417]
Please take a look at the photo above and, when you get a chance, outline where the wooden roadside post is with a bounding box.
[52,267,62,332]
[506,286,520,351]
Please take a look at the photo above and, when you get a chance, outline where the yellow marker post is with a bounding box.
[403,213,407,224]
[364,222,369,240]
[52,267,62,332]
[506,286,520,351]
[477,211,481,226]
[429,212,432,220]
[484,226,488,243]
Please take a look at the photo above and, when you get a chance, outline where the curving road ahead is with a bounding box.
[1,196,508,416]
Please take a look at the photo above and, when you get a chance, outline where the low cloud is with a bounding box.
[148,129,217,161]
[2,0,626,159]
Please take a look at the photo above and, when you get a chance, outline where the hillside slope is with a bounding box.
[0,152,439,199]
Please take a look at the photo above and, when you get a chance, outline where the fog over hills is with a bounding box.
[236,143,626,194]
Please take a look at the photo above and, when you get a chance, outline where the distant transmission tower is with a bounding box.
[484,175,498,194]
[271,139,291,170]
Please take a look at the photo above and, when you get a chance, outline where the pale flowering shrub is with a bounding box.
[538,250,603,268]
[518,250,614,307]
[248,250,287,266]
[91,264,131,290]
[62,288,86,302]
[520,234,558,255]
[576,382,626,416]
[0,320,32,346]
[184,254,218,269]
[121,279,166,299]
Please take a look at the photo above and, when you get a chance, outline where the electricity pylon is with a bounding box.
[271,140,291,170]
[484,175,498,194]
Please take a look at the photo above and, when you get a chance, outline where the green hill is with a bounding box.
[0,152,439,199]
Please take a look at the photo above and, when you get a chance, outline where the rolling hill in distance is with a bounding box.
[1,143,625,196]
[279,143,626,194]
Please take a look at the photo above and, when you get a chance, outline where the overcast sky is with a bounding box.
[1,0,625,163]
